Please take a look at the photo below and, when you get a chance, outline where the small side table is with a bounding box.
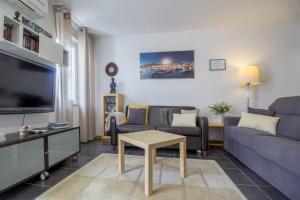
[208,123,224,148]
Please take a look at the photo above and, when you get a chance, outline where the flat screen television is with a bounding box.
[0,51,56,114]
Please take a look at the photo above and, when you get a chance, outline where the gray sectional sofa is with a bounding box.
[224,96,300,200]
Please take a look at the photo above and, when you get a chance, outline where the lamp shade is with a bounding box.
[238,66,260,86]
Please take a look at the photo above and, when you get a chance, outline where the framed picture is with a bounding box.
[140,50,194,79]
[209,59,226,71]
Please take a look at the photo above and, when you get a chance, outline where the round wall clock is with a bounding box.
[105,62,118,77]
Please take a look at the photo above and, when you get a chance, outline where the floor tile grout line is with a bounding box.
[225,156,258,186]
[236,183,272,187]
[53,166,80,170]
[77,155,102,158]
[227,158,272,187]
[225,155,273,200]
[24,182,51,188]
[256,185,274,200]
[259,186,275,188]
[220,167,239,170]
[81,147,118,151]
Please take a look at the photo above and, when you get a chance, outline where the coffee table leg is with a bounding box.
[180,140,186,178]
[152,148,156,163]
[118,138,125,174]
[145,148,153,196]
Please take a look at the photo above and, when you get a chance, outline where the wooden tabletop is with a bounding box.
[119,130,186,149]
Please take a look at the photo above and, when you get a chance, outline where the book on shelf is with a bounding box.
[23,33,39,53]
[107,105,116,113]
[105,96,116,104]
[3,23,13,41]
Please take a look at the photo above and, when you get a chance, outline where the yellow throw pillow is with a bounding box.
[128,105,149,124]
[172,113,197,127]
[238,112,280,135]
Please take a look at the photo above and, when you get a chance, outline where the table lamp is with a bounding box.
[238,66,260,108]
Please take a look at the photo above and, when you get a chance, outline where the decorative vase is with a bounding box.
[110,77,116,93]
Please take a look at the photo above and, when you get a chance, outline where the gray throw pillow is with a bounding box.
[127,108,146,125]
[159,108,169,126]
[248,107,274,116]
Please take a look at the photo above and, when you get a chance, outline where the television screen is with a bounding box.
[0,51,56,114]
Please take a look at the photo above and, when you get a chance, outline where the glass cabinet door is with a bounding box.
[0,139,44,192]
[48,129,80,167]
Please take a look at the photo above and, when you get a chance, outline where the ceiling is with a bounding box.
[50,0,300,35]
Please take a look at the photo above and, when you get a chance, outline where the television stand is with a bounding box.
[0,126,80,193]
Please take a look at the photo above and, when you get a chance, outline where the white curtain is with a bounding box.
[53,5,73,124]
[78,27,96,142]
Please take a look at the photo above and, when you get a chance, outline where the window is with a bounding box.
[68,36,79,104]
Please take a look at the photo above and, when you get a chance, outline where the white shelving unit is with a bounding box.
[0,13,64,67]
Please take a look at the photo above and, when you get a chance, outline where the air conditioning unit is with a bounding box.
[8,0,48,19]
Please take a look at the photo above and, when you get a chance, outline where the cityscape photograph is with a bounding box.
[140,50,194,79]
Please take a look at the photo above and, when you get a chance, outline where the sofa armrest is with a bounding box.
[224,116,240,127]
[197,117,208,152]
[110,116,117,145]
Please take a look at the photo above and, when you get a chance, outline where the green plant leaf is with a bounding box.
[209,101,231,115]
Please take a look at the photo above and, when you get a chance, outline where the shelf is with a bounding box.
[1,38,20,49]
[209,123,224,128]
[4,16,20,26]
[101,93,124,135]
[23,26,39,36]
[0,13,63,67]
[208,142,224,147]
[3,16,21,45]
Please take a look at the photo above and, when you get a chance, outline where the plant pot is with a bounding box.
[213,114,224,124]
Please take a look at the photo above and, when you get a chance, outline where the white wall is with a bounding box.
[94,24,300,135]
[0,1,56,133]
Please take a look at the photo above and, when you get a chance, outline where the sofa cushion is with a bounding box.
[128,105,149,124]
[127,108,146,125]
[238,112,280,135]
[172,113,197,127]
[116,124,156,133]
[158,108,169,126]
[168,109,181,125]
[157,126,201,137]
[147,106,195,126]
[254,135,300,177]
[181,109,199,114]
[226,126,269,150]
[275,114,300,141]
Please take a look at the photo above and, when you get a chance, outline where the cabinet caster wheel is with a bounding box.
[72,155,78,161]
[40,172,49,181]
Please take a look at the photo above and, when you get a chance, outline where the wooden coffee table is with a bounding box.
[118,130,186,196]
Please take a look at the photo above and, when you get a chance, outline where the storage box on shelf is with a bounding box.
[0,14,65,66]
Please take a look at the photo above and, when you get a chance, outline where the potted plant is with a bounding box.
[209,101,231,124]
